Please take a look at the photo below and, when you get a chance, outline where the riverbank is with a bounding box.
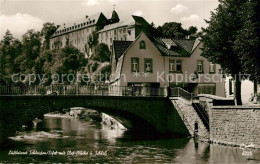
[46,108,126,130]
[2,115,260,163]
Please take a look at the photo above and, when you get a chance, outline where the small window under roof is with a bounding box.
[162,39,178,50]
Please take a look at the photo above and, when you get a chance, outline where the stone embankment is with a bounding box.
[170,97,209,141]
[210,106,260,149]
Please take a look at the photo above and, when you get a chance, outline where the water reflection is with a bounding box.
[0,115,259,163]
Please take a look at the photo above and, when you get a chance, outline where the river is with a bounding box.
[0,114,259,163]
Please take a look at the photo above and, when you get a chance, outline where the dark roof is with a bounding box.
[51,12,106,38]
[150,37,196,57]
[111,10,119,20]
[132,15,150,26]
[113,40,133,59]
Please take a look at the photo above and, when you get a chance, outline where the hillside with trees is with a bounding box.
[0,25,111,85]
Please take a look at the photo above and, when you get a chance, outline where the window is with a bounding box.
[114,30,117,36]
[128,29,131,35]
[110,38,112,44]
[144,59,153,73]
[197,60,204,73]
[169,60,182,72]
[131,58,139,72]
[209,62,216,73]
[169,60,175,72]
[198,84,216,95]
[176,60,182,72]
[139,40,146,49]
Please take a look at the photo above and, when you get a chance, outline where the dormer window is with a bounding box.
[162,39,178,50]
[139,40,146,49]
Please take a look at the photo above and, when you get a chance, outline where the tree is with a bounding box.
[49,46,87,83]
[20,29,42,73]
[87,31,98,56]
[234,0,260,98]
[92,43,111,62]
[0,30,22,81]
[148,22,198,39]
[187,26,198,39]
[41,22,57,50]
[160,22,187,39]
[0,30,14,78]
[200,0,248,105]
[34,49,53,75]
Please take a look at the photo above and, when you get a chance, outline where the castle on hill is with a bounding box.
[49,10,150,58]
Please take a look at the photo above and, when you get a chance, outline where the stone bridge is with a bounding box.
[0,95,190,144]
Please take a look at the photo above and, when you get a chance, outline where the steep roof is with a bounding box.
[98,15,148,33]
[51,12,106,38]
[132,15,150,26]
[150,37,196,57]
[111,10,119,20]
[113,40,133,59]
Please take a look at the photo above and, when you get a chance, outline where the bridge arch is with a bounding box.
[0,95,189,144]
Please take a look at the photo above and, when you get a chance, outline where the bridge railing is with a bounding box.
[0,84,167,97]
[170,87,193,101]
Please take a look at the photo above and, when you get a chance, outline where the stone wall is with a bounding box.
[171,97,209,141]
[210,106,260,148]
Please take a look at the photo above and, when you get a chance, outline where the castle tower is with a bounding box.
[109,8,120,24]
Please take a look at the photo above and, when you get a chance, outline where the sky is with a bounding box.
[0,0,219,40]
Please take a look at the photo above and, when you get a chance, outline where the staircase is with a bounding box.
[192,103,209,131]
[170,87,210,140]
